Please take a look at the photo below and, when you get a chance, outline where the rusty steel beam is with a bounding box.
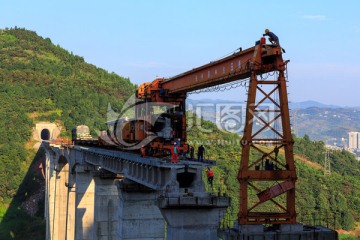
[257,180,295,203]
[238,170,297,181]
[161,44,284,94]
[161,47,254,93]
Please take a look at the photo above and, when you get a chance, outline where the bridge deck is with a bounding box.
[46,142,216,192]
[71,145,216,168]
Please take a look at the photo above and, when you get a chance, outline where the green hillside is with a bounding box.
[0,27,135,239]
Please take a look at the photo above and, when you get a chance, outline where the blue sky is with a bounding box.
[1,0,359,106]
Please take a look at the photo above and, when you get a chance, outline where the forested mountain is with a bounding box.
[0,27,135,239]
[0,28,359,239]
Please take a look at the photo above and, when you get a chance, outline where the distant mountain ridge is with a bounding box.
[187,98,356,110]
[187,98,360,145]
[289,100,341,109]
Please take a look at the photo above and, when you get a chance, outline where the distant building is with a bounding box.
[348,132,359,149]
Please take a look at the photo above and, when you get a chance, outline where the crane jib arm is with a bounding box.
[160,43,285,94]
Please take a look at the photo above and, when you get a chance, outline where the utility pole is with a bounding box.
[324,148,331,175]
[291,110,297,136]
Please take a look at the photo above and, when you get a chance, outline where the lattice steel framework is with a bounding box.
[237,70,297,224]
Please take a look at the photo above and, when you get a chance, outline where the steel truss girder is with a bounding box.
[237,71,297,225]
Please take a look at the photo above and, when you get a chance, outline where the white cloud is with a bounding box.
[302,15,327,20]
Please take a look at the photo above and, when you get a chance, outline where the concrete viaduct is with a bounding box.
[42,142,230,240]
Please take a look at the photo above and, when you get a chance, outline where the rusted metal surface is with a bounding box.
[162,47,255,93]
[161,44,284,94]
[257,180,295,203]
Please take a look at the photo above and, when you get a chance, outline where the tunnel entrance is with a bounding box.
[41,129,50,140]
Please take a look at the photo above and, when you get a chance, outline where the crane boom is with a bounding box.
[137,42,284,98]
[161,44,284,94]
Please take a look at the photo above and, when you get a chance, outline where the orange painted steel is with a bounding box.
[137,44,285,97]
[238,69,296,225]
[257,180,295,203]
[162,44,284,94]
[135,38,296,225]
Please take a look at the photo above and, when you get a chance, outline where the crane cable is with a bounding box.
[188,57,251,95]
[188,78,249,95]
[210,46,244,63]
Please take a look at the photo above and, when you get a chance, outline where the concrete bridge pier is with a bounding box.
[45,153,76,240]
[93,176,119,240]
[161,209,224,240]
[66,165,76,240]
[117,179,164,240]
[74,169,96,239]
[74,166,120,240]
[159,195,230,240]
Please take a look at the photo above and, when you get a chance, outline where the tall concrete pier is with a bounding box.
[43,142,230,239]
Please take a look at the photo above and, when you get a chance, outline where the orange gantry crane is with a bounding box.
[136,36,297,225]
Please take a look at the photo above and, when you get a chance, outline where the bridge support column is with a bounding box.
[75,171,95,240]
[45,153,75,240]
[45,152,55,240]
[159,196,229,240]
[117,179,164,240]
[94,177,119,240]
[66,171,76,240]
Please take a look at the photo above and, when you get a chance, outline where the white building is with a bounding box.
[348,131,359,149]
